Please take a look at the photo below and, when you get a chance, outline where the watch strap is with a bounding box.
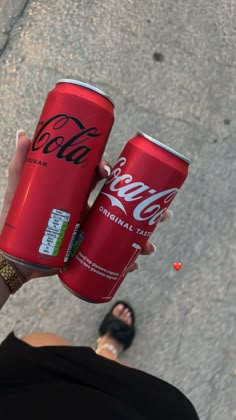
[0,253,26,294]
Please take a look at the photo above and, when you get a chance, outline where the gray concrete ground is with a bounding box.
[0,0,28,52]
[0,1,236,419]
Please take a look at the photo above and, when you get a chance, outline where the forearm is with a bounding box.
[0,276,10,309]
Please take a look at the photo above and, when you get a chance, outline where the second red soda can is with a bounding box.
[59,132,191,303]
[0,79,114,270]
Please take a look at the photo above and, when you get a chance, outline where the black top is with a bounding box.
[0,332,199,420]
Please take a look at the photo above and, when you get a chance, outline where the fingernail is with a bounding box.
[165,210,173,221]
[16,129,25,147]
[151,244,157,253]
[104,165,111,177]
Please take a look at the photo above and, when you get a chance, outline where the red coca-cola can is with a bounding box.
[59,132,191,303]
[0,79,114,270]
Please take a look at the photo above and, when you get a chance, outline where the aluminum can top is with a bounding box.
[56,79,114,107]
[137,131,191,165]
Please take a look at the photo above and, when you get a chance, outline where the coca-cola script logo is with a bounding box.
[31,114,101,165]
[101,157,178,226]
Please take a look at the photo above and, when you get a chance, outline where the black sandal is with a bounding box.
[96,301,136,356]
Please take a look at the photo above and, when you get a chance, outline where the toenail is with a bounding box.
[117,304,124,311]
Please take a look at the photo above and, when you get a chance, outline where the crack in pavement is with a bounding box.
[0,0,29,57]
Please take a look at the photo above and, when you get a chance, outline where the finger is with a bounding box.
[140,241,156,255]
[82,203,91,221]
[0,131,31,232]
[160,209,173,222]
[97,160,111,180]
[128,262,140,273]
[89,160,112,193]
[7,131,31,196]
[138,210,173,255]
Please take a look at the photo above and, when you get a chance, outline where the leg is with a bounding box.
[20,303,134,363]
[20,330,129,365]
[20,332,72,347]
[96,303,134,367]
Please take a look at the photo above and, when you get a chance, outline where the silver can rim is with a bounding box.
[56,79,114,107]
[137,132,191,164]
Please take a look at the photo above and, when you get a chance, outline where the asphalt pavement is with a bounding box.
[0,1,236,419]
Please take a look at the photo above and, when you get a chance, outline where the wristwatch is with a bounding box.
[0,253,27,294]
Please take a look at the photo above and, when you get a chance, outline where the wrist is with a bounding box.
[0,275,10,308]
[0,253,29,294]
[9,260,33,281]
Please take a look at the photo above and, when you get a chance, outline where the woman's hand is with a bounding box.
[0,130,173,281]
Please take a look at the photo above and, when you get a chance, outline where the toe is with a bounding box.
[111,303,134,326]
[126,312,132,326]
[120,308,132,325]
[120,309,127,322]
[112,304,124,318]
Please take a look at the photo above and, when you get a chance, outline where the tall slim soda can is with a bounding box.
[0,79,114,270]
[59,132,191,302]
